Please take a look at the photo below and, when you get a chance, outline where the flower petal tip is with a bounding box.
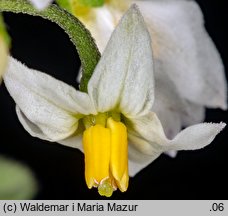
[220,103,228,111]
[130,3,140,11]
[126,4,143,19]
[209,122,226,131]
[164,150,177,158]
[202,122,226,136]
[217,122,226,131]
[202,121,226,139]
[212,95,227,110]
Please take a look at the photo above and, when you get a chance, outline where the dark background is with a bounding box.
[0,0,227,199]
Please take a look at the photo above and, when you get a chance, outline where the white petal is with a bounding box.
[153,61,205,138]
[154,107,181,140]
[88,5,154,117]
[152,62,205,158]
[129,112,226,152]
[153,69,183,139]
[128,126,164,154]
[28,0,53,10]
[16,106,51,141]
[167,122,226,151]
[129,117,225,176]
[127,112,168,149]
[58,135,83,151]
[128,118,162,177]
[17,106,83,150]
[4,57,95,141]
[137,0,227,109]
[127,111,225,174]
[86,7,116,52]
[181,100,205,127]
[128,142,161,177]
[164,150,177,158]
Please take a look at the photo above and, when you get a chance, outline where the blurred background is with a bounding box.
[0,0,227,199]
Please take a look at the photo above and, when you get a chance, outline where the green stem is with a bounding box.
[0,0,100,92]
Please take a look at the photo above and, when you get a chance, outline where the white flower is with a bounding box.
[28,0,53,10]
[3,6,225,197]
[71,0,227,141]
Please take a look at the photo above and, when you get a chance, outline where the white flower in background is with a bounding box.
[28,0,53,10]
[3,6,225,197]
[62,0,227,144]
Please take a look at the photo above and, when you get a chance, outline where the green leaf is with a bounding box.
[0,156,37,200]
[0,0,101,92]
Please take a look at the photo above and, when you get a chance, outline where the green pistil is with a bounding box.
[98,179,113,197]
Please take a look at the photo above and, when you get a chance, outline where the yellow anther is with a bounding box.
[116,167,129,192]
[82,116,129,197]
[107,118,128,182]
[83,124,111,188]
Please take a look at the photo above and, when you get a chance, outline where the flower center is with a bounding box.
[70,0,130,23]
[82,113,128,197]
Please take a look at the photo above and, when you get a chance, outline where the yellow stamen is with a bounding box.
[107,118,128,182]
[117,166,129,192]
[82,116,128,197]
[83,124,111,188]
